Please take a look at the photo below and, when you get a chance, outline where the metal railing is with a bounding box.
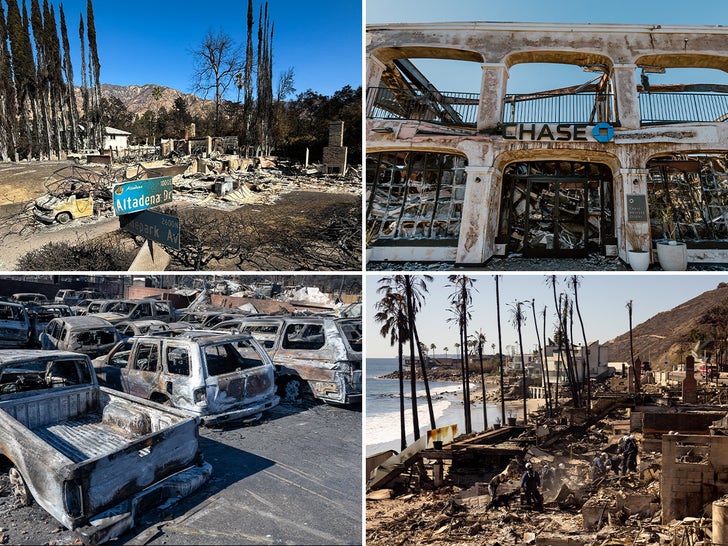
[639,92,728,124]
[502,92,616,124]
[367,87,478,127]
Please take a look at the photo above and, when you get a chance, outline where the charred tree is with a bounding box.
[59,5,78,151]
[0,2,19,161]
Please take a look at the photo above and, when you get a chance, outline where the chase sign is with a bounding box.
[112,176,173,216]
[502,123,615,143]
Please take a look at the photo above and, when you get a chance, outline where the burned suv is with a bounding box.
[92,330,279,426]
[213,316,362,405]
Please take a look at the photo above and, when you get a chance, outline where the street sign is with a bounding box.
[119,209,180,250]
[112,176,173,216]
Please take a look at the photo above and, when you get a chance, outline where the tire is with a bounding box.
[55,212,72,224]
[280,376,304,403]
[9,467,31,506]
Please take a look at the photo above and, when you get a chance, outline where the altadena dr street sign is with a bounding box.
[112,176,173,216]
[119,209,180,250]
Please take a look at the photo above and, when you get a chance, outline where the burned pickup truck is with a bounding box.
[0,350,212,544]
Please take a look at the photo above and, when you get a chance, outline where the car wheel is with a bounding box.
[56,212,72,224]
[281,377,304,403]
[9,467,31,506]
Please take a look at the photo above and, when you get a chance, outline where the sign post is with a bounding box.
[113,176,174,216]
[119,209,180,250]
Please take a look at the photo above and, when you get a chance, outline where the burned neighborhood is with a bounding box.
[365,275,728,546]
[0,274,362,544]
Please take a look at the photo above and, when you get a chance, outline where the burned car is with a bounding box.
[0,301,31,347]
[212,316,362,405]
[92,299,177,324]
[92,330,279,426]
[0,350,211,544]
[33,180,95,224]
[28,303,74,345]
[40,315,120,358]
[114,319,170,340]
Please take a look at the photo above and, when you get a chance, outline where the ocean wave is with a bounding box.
[366,398,452,447]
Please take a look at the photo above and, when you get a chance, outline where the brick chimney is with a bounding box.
[683,355,698,404]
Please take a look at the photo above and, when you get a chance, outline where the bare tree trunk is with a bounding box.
[495,276,506,424]
[412,322,436,430]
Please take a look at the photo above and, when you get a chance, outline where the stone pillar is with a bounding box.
[618,168,651,261]
[477,63,509,133]
[366,56,387,115]
[455,166,502,264]
[683,355,698,404]
[612,64,640,130]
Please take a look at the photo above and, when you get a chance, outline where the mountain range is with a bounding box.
[603,282,728,368]
[85,83,215,118]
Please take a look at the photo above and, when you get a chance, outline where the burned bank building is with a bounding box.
[365,22,728,267]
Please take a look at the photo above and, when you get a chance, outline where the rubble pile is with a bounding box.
[367,402,721,545]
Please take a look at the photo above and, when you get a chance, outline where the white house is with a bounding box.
[103,126,131,151]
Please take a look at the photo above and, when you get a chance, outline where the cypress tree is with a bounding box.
[30,0,52,158]
[0,2,20,160]
[79,14,89,148]
[243,0,254,147]
[86,0,102,148]
[45,2,65,157]
[59,4,79,151]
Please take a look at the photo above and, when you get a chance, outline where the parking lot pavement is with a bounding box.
[0,401,362,545]
[127,401,362,545]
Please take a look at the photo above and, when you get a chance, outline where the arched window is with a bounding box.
[366,151,467,243]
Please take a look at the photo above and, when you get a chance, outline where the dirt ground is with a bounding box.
[0,160,362,271]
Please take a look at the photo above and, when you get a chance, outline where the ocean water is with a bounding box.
[366,357,505,456]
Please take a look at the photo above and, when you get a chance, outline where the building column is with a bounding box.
[366,56,387,115]
[617,168,651,261]
[477,63,509,133]
[455,166,502,264]
[612,64,640,130]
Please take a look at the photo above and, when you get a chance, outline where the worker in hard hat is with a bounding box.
[520,462,543,511]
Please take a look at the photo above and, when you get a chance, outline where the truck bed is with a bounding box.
[34,412,135,464]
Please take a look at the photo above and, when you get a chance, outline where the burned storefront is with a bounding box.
[365,22,728,268]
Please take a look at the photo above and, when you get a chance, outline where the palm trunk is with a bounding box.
[573,281,591,413]
[496,276,506,424]
[412,323,436,430]
[398,338,406,452]
[407,315,420,441]
[531,301,548,413]
[517,307,528,425]
[461,282,472,433]
[541,307,553,416]
[478,337,488,430]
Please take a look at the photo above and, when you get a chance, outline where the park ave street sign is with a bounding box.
[119,209,180,250]
[113,176,173,215]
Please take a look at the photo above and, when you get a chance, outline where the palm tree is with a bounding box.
[475,329,488,430]
[443,347,449,360]
[494,275,506,424]
[403,275,436,431]
[529,299,549,414]
[374,284,408,451]
[540,306,553,416]
[508,301,528,425]
[430,343,436,359]
[546,276,560,412]
[377,275,436,440]
[570,275,591,413]
[447,275,477,434]
[626,300,641,395]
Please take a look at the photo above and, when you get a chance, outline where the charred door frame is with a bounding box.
[499,160,614,259]
[522,177,589,258]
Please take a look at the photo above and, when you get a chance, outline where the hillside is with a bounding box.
[603,282,728,369]
[76,83,214,119]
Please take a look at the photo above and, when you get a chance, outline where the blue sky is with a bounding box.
[366,274,728,360]
[33,0,361,98]
[366,0,728,94]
